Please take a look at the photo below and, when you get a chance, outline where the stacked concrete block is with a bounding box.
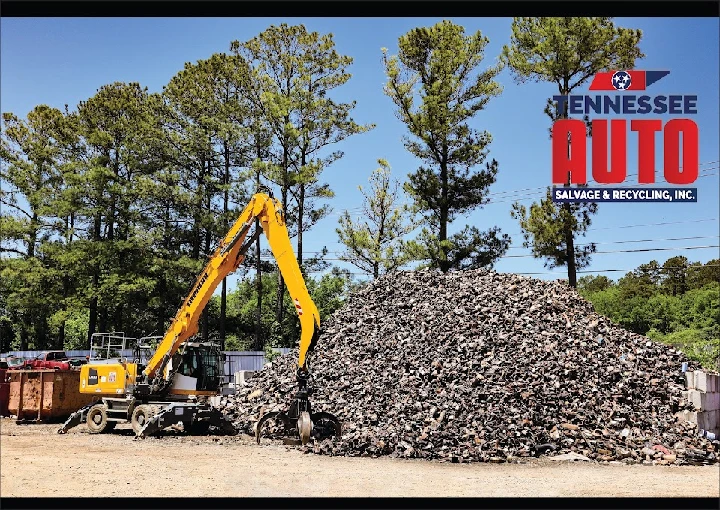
[678,370,720,437]
[234,370,256,389]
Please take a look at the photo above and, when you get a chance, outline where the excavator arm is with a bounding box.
[143,192,320,381]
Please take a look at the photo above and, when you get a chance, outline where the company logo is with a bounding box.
[589,70,671,91]
[550,69,699,203]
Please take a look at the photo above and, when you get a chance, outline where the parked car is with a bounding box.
[0,356,25,370]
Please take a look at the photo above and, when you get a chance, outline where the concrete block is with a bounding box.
[699,410,718,430]
[707,393,720,412]
[695,371,720,393]
[687,390,720,411]
[234,370,256,387]
[695,371,708,392]
[710,374,720,393]
[675,410,698,423]
[685,371,695,389]
[688,390,704,410]
[698,410,720,432]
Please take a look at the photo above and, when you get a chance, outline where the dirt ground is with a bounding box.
[1,418,718,498]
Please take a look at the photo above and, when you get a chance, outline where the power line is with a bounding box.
[299,236,720,258]
[258,244,720,263]
[510,235,719,250]
[327,161,718,211]
[485,160,720,199]
[302,263,720,277]
[501,245,719,259]
[298,227,720,255]
[485,170,718,205]
[329,165,718,215]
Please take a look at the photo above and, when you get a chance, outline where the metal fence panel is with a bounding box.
[1,350,135,359]
[2,348,292,377]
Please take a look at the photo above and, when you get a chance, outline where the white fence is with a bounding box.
[0,348,291,374]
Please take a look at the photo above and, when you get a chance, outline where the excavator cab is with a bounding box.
[174,342,224,392]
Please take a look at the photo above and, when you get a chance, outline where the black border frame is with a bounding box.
[1,1,719,17]
[1,4,718,509]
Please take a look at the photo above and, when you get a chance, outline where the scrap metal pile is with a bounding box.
[218,269,719,464]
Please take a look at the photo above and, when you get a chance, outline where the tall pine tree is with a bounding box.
[383,20,510,272]
[503,17,643,287]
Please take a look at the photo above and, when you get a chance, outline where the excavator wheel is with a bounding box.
[131,405,156,435]
[86,404,110,434]
[298,411,312,445]
[310,411,342,439]
[255,411,293,444]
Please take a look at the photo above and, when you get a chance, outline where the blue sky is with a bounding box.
[1,17,718,289]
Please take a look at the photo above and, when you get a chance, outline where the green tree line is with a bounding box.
[578,257,720,370]
[1,20,521,352]
[1,24,374,352]
[5,18,707,358]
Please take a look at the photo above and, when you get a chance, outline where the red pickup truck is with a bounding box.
[22,351,86,371]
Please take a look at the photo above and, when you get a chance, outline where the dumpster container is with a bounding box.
[0,368,9,416]
[8,369,98,421]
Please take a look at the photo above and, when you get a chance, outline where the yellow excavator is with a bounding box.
[58,191,341,444]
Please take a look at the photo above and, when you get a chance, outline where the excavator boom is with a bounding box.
[144,192,320,379]
[60,191,338,441]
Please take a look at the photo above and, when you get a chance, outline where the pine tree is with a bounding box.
[503,17,644,287]
[336,159,418,278]
[383,20,510,272]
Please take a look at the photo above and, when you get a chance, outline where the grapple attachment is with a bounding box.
[255,370,341,445]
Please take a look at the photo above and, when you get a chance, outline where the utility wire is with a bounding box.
[485,170,718,205]
[302,263,720,277]
[329,166,719,215]
[298,228,720,255]
[500,245,719,259]
[485,160,720,198]
[513,235,720,250]
[258,244,720,263]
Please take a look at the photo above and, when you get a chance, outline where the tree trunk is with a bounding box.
[203,222,212,343]
[276,141,289,328]
[202,156,212,343]
[438,159,450,273]
[255,219,263,351]
[158,307,166,341]
[20,327,28,351]
[220,280,227,350]
[88,212,102,347]
[255,156,263,351]
[99,310,108,334]
[191,159,205,260]
[564,201,577,288]
[220,140,231,350]
[57,323,65,350]
[561,80,577,288]
[298,183,305,267]
[114,304,124,336]
[297,150,307,267]
[88,272,98,347]
[28,213,38,259]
